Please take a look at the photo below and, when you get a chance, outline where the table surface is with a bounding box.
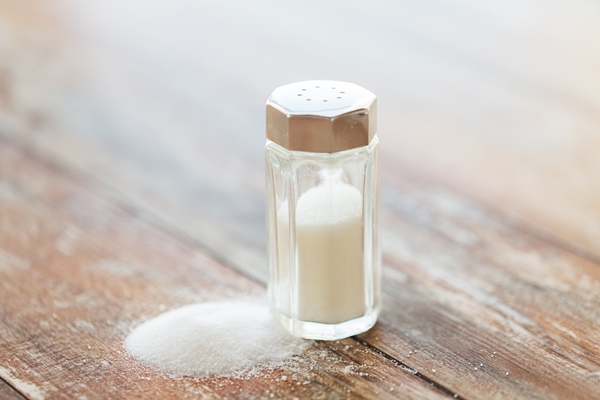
[1,1,599,399]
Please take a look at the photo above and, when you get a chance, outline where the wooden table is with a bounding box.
[1,1,599,398]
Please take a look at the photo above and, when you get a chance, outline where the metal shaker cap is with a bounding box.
[266,80,377,153]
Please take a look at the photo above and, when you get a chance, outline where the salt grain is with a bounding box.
[126,302,310,378]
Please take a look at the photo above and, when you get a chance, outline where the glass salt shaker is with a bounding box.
[265,80,380,340]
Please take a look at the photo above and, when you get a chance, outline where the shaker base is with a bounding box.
[272,307,380,341]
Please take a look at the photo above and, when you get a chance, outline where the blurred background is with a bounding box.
[1,0,599,275]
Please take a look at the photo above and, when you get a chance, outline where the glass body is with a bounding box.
[265,136,381,340]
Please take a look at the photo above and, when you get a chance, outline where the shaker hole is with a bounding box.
[340,91,345,94]
[337,97,342,99]
[306,99,312,101]
[298,94,303,96]
[323,99,328,102]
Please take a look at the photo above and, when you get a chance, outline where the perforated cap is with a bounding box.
[266,80,377,153]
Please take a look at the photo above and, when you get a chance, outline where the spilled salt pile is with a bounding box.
[125,301,309,378]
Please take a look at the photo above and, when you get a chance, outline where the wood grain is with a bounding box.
[360,165,600,399]
[0,380,26,400]
[1,0,599,399]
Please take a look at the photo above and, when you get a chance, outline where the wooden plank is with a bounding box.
[358,166,600,399]
[0,380,26,400]
[0,142,449,399]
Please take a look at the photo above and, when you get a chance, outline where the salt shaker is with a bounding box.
[265,80,380,340]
